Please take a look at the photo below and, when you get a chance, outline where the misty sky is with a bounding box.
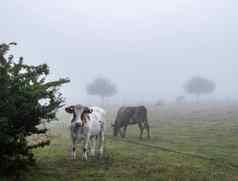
[1,0,238,104]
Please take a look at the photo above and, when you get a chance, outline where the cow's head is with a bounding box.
[65,104,93,128]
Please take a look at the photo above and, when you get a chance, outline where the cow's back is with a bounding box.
[88,106,106,135]
[115,106,148,126]
[134,106,147,120]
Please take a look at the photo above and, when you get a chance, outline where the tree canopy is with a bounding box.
[86,77,117,104]
[184,76,216,101]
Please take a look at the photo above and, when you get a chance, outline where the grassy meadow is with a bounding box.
[19,103,238,180]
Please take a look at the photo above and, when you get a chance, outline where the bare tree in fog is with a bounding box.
[176,96,186,103]
[86,77,117,105]
[184,76,216,103]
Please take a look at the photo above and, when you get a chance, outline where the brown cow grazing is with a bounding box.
[112,106,151,139]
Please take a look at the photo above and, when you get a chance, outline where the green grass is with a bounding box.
[15,104,238,180]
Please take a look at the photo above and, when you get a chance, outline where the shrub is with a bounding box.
[0,42,69,178]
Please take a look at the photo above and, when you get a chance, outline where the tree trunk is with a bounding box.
[196,94,200,104]
[101,96,105,106]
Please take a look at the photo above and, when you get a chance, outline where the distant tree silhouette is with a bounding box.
[86,77,117,105]
[184,76,216,103]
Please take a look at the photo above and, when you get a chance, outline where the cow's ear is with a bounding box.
[65,105,75,114]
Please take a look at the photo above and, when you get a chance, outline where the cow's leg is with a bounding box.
[71,138,77,160]
[98,131,105,158]
[90,137,96,156]
[118,128,123,137]
[144,122,151,139]
[82,134,90,160]
[122,126,127,138]
[138,123,144,140]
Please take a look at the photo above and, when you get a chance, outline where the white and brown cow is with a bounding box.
[65,104,106,160]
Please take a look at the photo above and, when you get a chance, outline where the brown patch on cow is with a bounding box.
[80,111,90,127]
[80,106,93,127]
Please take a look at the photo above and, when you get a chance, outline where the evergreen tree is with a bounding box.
[0,42,69,178]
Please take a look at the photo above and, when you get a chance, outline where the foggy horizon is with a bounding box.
[1,0,237,104]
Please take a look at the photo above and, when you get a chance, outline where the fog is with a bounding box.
[1,0,238,104]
